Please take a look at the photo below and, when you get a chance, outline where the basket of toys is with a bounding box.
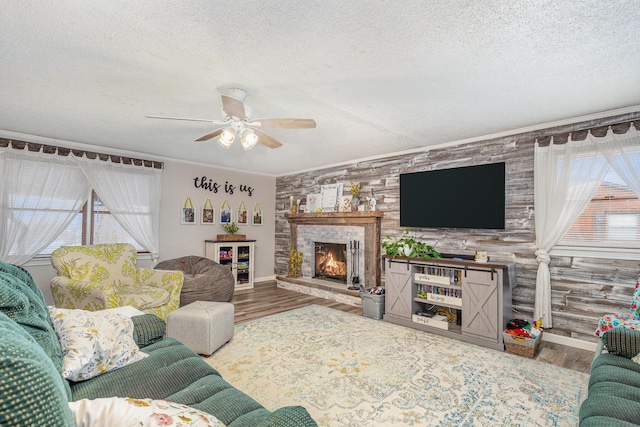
[503,318,543,358]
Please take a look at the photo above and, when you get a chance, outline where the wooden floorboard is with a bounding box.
[231,281,594,374]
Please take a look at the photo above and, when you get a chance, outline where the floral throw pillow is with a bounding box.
[48,307,148,381]
[69,397,226,427]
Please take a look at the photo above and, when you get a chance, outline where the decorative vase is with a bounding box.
[287,249,303,278]
[350,196,361,211]
[295,260,302,277]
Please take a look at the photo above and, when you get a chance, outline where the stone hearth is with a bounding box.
[275,275,361,307]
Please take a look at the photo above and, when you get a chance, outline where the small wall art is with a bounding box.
[338,195,352,212]
[181,197,196,225]
[237,201,248,225]
[320,183,343,212]
[298,197,307,213]
[220,200,232,224]
[201,199,215,224]
[307,193,321,213]
[252,202,263,226]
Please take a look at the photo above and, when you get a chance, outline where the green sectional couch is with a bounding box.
[580,327,640,426]
[0,261,317,427]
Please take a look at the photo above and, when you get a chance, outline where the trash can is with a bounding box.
[361,287,385,320]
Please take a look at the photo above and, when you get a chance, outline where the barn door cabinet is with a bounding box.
[382,256,514,351]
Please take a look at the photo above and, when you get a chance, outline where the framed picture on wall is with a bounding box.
[181,197,196,225]
[201,199,215,224]
[237,201,248,225]
[220,200,232,224]
[252,203,263,226]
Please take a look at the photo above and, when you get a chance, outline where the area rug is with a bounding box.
[206,305,589,426]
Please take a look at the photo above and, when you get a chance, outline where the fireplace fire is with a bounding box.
[314,242,347,284]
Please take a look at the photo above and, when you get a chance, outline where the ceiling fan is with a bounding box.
[147,88,316,150]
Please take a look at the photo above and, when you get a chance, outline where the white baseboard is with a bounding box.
[541,332,598,352]
[255,275,276,283]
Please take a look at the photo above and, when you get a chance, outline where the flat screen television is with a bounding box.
[400,162,505,229]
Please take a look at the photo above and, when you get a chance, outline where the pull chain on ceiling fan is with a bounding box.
[147,89,316,150]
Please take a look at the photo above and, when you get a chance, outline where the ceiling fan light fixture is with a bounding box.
[148,89,314,150]
[240,129,259,150]
[218,128,235,149]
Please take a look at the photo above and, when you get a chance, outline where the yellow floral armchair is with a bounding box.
[50,243,183,321]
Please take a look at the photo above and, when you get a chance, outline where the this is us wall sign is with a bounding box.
[193,176,255,196]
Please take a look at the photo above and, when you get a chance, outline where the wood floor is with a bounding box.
[231,281,594,374]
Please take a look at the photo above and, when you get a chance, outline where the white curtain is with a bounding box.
[0,147,90,265]
[534,136,611,327]
[73,155,162,264]
[590,123,640,198]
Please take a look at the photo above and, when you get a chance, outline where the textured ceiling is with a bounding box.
[1,1,639,175]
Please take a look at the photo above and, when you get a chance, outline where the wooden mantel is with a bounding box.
[285,211,384,287]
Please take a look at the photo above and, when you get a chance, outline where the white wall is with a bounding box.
[23,159,276,304]
[158,160,276,276]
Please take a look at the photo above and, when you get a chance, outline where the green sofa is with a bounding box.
[0,261,317,426]
[579,327,640,426]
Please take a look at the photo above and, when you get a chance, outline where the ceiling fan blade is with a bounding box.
[221,95,246,121]
[249,118,316,129]
[252,128,283,149]
[146,115,227,124]
[195,128,224,142]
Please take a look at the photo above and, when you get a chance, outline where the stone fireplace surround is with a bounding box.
[284,212,383,289]
[302,227,362,285]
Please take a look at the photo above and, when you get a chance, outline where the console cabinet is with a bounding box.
[205,240,255,290]
[384,260,413,319]
[383,256,514,351]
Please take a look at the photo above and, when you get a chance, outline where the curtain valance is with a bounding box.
[0,138,163,169]
[535,120,639,147]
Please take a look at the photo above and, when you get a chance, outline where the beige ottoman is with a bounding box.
[166,301,234,356]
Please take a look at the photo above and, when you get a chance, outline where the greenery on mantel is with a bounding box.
[381,229,442,260]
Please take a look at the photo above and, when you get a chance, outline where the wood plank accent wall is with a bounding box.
[276,112,640,342]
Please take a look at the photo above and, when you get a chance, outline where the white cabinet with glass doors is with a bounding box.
[205,240,255,290]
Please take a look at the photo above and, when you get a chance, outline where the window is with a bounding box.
[555,165,640,258]
[607,213,638,240]
[40,191,145,255]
